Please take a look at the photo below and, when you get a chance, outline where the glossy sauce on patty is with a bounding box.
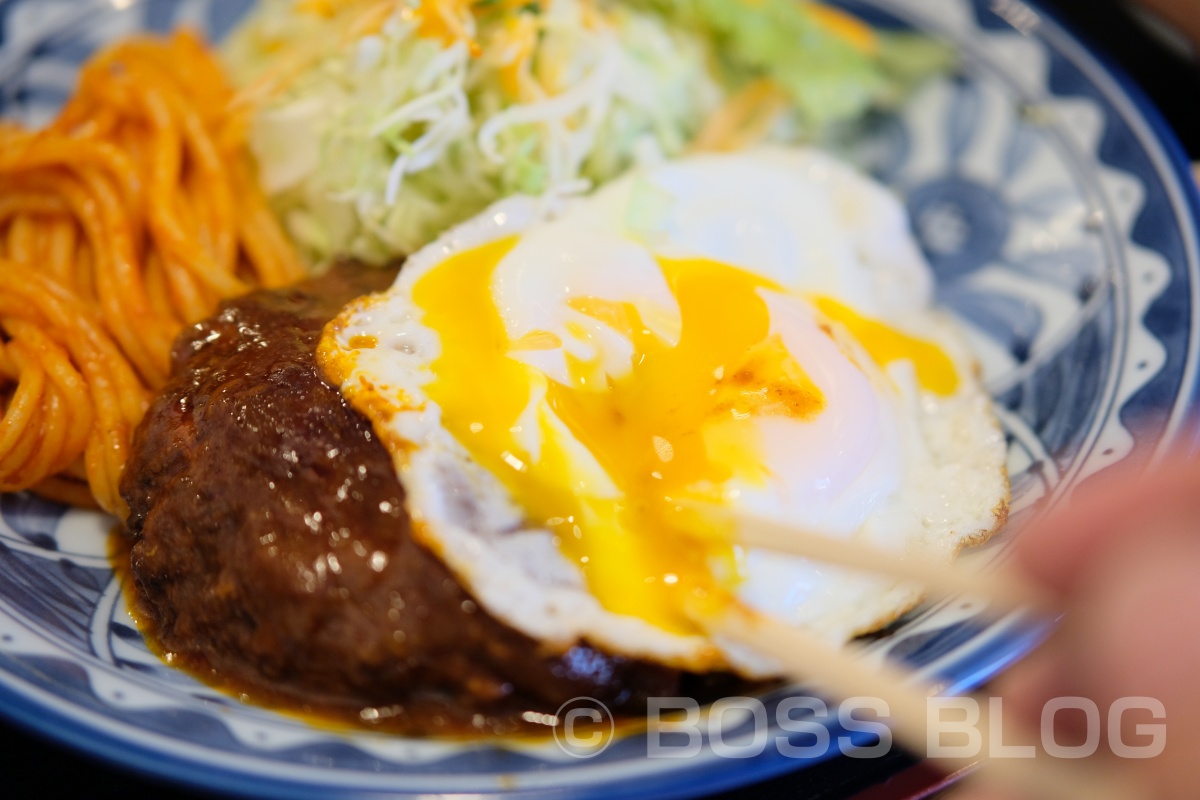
[120,262,749,735]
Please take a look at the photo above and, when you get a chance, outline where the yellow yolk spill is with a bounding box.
[415,243,826,634]
[413,241,958,634]
[546,257,831,631]
[814,297,959,396]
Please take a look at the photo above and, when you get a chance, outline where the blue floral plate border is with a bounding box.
[1,0,1199,797]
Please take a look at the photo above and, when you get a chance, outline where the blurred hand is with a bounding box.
[954,451,1200,800]
[1137,0,1200,50]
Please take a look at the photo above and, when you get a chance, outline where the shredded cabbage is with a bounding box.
[223,0,951,266]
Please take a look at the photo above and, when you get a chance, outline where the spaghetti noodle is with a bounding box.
[0,31,303,515]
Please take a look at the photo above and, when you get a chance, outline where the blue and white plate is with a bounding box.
[1,0,1198,797]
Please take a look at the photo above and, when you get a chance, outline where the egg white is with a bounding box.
[320,147,1009,677]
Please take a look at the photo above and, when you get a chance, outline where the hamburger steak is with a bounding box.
[120,262,746,734]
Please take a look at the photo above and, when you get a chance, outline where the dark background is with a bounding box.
[1,1,1198,798]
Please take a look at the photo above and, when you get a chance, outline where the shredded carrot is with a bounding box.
[690,78,790,154]
[809,3,878,56]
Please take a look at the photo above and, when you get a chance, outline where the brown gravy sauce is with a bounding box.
[117,263,758,737]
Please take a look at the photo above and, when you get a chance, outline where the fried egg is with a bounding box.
[319,147,1008,677]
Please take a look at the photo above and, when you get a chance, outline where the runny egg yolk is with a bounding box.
[413,237,957,635]
[815,297,960,396]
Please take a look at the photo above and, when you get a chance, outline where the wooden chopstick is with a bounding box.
[706,608,1141,800]
[696,504,1053,614]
